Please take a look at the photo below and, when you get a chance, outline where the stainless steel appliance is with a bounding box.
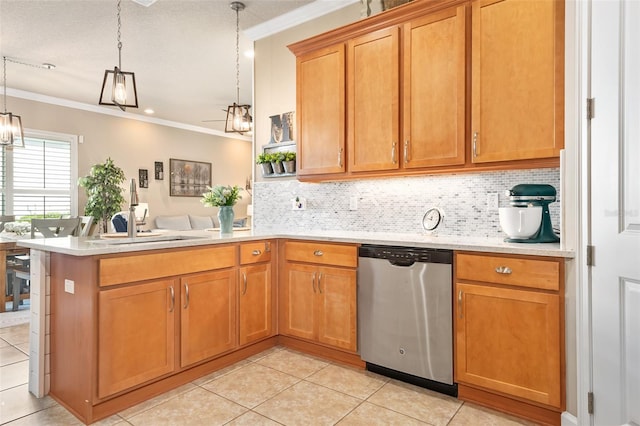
[503,183,560,243]
[358,245,456,396]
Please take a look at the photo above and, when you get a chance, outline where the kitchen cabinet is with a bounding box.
[239,241,275,346]
[454,252,564,425]
[98,278,176,399]
[280,241,357,352]
[180,269,237,367]
[296,44,346,177]
[346,5,466,173]
[470,0,564,163]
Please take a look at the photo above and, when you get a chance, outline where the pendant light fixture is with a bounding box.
[99,0,139,111]
[225,1,252,134]
[0,56,24,148]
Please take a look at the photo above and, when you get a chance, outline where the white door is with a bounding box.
[590,0,640,424]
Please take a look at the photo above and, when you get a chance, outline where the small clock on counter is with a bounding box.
[422,207,444,232]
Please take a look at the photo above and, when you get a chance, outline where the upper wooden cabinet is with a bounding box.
[289,0,563,180]
[296,44,346,177]
[471,0,564,163]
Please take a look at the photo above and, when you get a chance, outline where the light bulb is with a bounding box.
[113,71,127,105]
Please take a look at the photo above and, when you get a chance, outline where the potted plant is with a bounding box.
[283,151,296,173]
[78,157,126,234]
[201,184,242,235]
[256,152,273,176]
[270,152,285,174]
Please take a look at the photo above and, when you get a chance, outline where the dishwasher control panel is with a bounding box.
[358,245,452,265]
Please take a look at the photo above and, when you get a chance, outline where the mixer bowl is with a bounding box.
[499,206,542,239]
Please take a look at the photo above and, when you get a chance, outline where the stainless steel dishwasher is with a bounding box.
[358,245,456,396]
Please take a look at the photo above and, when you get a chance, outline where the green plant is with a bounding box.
[284,151,296,162]
[201,184,242,207]
[270,152,285,163]
[256,153,271,164]
[78,157,126,233]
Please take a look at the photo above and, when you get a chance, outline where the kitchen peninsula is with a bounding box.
[18,231,573,425]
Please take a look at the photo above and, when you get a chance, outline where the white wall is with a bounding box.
[8,96,253,228]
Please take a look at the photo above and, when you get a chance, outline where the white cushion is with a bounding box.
[189,215,214,230]
[154,215,192,230]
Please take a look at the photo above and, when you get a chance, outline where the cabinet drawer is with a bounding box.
[100,245,236,286]
[240,241,272,265]
[284,241,357,268]
[456,253,560,291]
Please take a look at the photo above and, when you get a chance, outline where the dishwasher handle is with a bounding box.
[389,259,416,267]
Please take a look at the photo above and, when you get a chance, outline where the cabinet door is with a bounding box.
[403,5,467,168]
[471,0,563,163]
[297,44,346,176]
[280,262,317,341]
[455,282,561,408]
[180,270,237,367]
[98,279,176,399]
[316,266,357,352]
[348,27,400,172]
[239,263,272,346]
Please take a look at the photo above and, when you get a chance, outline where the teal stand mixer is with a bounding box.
[505,184,560,243]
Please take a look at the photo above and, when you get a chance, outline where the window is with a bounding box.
[1,130,78,220]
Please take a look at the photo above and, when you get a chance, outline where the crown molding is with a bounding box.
[244,0,360,41]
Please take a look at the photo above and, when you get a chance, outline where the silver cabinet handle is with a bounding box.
[252,249,262,256]
[318,273,323,293]
[312,272,317,293]
[169,286,175,312]
[495,266,512,275]
[183,282,190,309]
[472,132,479,158]
[458,290,463,318]
[313,250,323,256]
[391,142,397,163]
[242,272,248,295]
[338,148,344,167]
[404,140,410,164]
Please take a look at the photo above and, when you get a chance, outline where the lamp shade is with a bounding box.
[225,103,252,134]
[0,112,25,147]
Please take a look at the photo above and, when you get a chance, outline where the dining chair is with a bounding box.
[76,216,94,237]
[30,218,81,238]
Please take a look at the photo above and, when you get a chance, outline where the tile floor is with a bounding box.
[0,322,536,425]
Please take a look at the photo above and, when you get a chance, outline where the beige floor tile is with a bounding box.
[337,401,428,425]
[91,414,132,425]
[306,364,388,400]
[0,359,29,390]
[15,342,30,355]
[449,403,537,426]
[367,380,461,426]
[0,383,57,424]
[254,380,361,426]
[202,363,299,408]
[3,403,85,425]
[255,348,329,378]
[0,337,10,348]
[0,346,29,366]
[191,359,251,386]
[126,387,246,426]
[226,410,281,425]
[244,345,284,362]
[0,325,30,345]
[118,383,197,419]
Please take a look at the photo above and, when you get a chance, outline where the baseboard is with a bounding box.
[561,411,578,426]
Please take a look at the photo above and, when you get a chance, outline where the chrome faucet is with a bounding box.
[128,178,139,238]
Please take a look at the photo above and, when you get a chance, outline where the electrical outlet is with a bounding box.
[487,192,499,211]
[64,279,75,294]
[349,196,358,211]
[292,197,307,210]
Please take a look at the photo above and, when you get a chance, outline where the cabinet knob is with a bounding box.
[472,132,479,158]
[252,249,262,256]
[404,140,410,164]
[169,286,175,313]
[313,250,324,256]
[391,142,397,163]
[338,148,344,167]
[183,282,190,309]
[495,266,512,274]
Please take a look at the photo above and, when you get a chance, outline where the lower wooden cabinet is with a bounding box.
[98,279,176,399]
[239,263,273,346]
[280,241,358,353]
[180,270,237,367]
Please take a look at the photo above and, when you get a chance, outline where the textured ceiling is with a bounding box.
[0,0,330,137]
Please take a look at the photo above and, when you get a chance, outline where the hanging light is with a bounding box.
[0,56,24,148]
[99,0,139,111]
[225,1,252,134]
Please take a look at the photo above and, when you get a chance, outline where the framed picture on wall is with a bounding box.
[154,161,164,180]
[138,169,149,188]
[169,158,212,197]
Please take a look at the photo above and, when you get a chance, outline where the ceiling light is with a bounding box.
[0,56,24,148]
[225,1,252,135]
[99,0,139,111]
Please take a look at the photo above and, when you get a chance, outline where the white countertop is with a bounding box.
[13,229,574,258]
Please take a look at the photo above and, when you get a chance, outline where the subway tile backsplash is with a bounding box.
[253,168,560,238]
